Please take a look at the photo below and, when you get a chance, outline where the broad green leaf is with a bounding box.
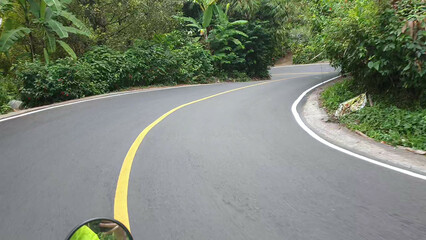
[44,0,62,10]
[57,40,77,59]
[229,20,248,26]
[228,29,248,38]
[0,27,31,53]
[45,7,53,21]
[46,33,56,52]
[403,63,411,72]
[202,5,213,28]
[40,1,47,20]
[46,20,68,38]
[43,48,50,64]
[60,11,92,36]
[28,0,40,18]
[214,5,226,23]
[187,23,202,29]
[231,38,244,49]
[225,3,230,16]
[174,16,201,29]
[64,26,90,37]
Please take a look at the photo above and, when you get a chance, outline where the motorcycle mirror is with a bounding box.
[66,218,133,240]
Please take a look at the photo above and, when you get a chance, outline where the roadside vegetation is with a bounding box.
[318,0,425,151]
[0,0,424,134]
[322,78,426,151]
[1,0,304,112]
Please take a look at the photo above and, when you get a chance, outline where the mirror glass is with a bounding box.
[68,219,132,240]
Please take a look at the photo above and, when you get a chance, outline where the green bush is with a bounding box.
[19,59,105,107]
[323,0,426,98]
[209,20,273,79]
[173,43,214,84]
[124,34,214,86]
[124,40,179,86]
[238,20,274,78]
[17,31,215,107]
[82,47,126,91]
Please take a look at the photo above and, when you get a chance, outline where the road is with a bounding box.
[0,64,425,239]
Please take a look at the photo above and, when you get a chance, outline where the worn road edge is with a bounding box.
[292,76,426,181]
[0,84,219,123]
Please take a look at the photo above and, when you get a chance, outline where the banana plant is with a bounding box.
[0,0,91,61]
[208,4,248,52]
[175,0,219,39]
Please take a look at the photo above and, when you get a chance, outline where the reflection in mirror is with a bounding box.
[68,219,132,240]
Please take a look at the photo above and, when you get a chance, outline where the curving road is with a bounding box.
[0,64,425,239]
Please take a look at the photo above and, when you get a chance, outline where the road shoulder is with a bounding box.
[302,80,426,175]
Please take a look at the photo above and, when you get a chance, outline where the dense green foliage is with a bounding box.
[0,0,92,70]
[321,0,425,98]
[322,78,426,151]
[17,32,214,106]
[1,0,424,116]
[1,0,284,112]
[67,0,184,50]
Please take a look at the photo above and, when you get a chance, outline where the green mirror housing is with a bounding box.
[66,218,133,240]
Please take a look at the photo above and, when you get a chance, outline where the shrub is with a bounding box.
[209,20,273,79]
[238,20,274,78]
[17,31,215,107]
[124,32,214,86]
[19,59,104,107]
[323,0,426,98]
[124,40,182,86]
[173,43,214,84]
[82,47,126,91]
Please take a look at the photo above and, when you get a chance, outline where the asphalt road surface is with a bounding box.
[1,64,425,240]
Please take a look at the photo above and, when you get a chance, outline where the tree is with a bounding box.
[175,0,219,40]
[0,0,91,63]
[68,0,185,49]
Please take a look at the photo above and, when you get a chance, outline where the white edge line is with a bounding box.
[0,83,220,123]
[291,76,426,181]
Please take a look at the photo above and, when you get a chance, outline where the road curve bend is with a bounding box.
[0,64,425,240]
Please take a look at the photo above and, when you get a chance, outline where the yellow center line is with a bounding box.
[113,74,325,231]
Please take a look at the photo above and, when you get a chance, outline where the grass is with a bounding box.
[321,78,426,151]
